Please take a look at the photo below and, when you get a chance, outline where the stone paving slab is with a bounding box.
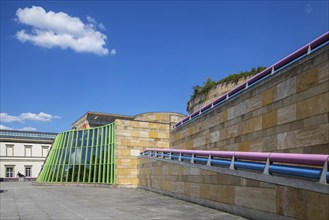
[0,182,247,220]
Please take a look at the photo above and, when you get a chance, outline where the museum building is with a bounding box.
[37,111,185,186]
[0,129,57,181]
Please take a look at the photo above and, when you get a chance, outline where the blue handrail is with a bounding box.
[142,150,329,183]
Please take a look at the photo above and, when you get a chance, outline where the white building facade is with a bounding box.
[0,129,57,181]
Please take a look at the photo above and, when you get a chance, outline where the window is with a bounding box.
[25,166,32,177]
[42,146,49,157]
[6,145,14,156]
[25,145,32,157]
[5,166,14,178]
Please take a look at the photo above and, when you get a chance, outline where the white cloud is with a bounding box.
[0,124,13,130]
[19,127,37,131]
[110,48,117,55]
[0,112,61,123]
[0,124,37,131]
[87,16,106,31]
[98,23,106,31]
[305,3,313,14]
[0,113,18,123]
[15,6,109,56]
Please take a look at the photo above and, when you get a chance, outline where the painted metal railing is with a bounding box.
[174,31,329,129]
[141,148,329,184]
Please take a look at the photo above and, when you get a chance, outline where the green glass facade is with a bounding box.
[38,123,115,184]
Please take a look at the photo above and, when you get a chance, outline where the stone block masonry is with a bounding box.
[115,112,185,187]
[187,77,253,114]
[171,44,329,154]
[138,157,329,220]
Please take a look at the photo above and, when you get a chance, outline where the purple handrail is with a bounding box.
[234,152,270,161]
[269,153,328,166]
[142,148,329,166]
[228,83,246,96]
[141,148,329,184]
[174,32,329,129]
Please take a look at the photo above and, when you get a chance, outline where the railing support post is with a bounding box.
[307,44,312,55]
[264,157,270,175]
[319,160,328,184]
[229,155,235,170]
[191,154,195,164]
[169,152,172,160]
[207,155,212,166]
[178,153,182,162]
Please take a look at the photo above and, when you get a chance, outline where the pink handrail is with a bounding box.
[142,148,329,166]
[174,32,329,129]
[270,153,329,166]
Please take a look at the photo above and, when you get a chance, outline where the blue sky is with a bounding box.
[1,1,328,133]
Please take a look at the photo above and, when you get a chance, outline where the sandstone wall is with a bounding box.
[187,78,250,114]
[172,44,329,154]
[134,112,185,130]
[115,112,185,187]
[138,157,329,220]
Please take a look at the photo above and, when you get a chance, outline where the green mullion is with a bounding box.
[50,133,64,182]
[56,132,68,182]
[42,135,58,181]
[52,133,66,182]
[93,128,100,183]
[110,123,114,183]
[102,125,108,183]
[66,131,75,183]
[77,130,85,183]
[83,129,90,182]
[113,123,116,184]
[61,132,70,182]
[98,127,104,183]
[103,126,108,182]
[46,135,61,181]
[43,135,61,182]
[107,125,111,183]
[109,124,113,184]
[60,132,70,182]
[88,129,95,183]
[38,137,53,181]
[53,133,64,182]
[71,130,79,182]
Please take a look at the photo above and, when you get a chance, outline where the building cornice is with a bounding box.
[0,138,54,144]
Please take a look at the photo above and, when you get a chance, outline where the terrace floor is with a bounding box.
[0,182,246,220]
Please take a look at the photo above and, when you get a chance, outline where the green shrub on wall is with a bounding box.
[187,66,266,112]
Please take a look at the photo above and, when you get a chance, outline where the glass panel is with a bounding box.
[6,167,13,177]
[77,130,83,146]
[25,168,31,177]
[37,124,115,184]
